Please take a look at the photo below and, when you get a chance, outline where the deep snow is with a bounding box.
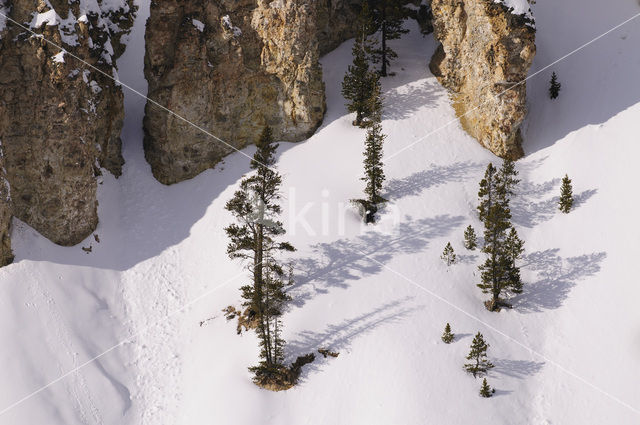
[0,0,639,424]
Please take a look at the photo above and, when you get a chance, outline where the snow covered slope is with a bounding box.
[0,0,639,424]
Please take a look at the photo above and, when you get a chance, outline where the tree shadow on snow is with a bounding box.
[511,178,561,228]
[491,388,514,397]
[290,214,466,308]
[492,358,545,379]
[511,177,598,228]
[286,297,422,383]
[457,254,478,265]
[573,189,598,209]
[384,161,484,200]
[513,249,607,312]
[382,78,443,121]
[453,333,473,342]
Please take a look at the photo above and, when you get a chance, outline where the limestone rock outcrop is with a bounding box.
[0,0,135,248]
[315,0,361,55]
[429,0,535,159]
[143,0,362,185]
[0,152,12,266]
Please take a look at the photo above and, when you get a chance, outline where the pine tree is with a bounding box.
[225,126,296,385]
[498,159,520,198]
[441,242,456,266]
[364,72,383,125]
[464,332,494,378]
[477,161,523,311]
[549,71,561,99]
[479,378,494,397]
[463,225,477,250]
[342,16,379,127]
[369,0,410,76]
[503,227,525,294]
[360,85,386,221]
[559,174,573,213]
[477,163,511,310]
[441,323,454,343]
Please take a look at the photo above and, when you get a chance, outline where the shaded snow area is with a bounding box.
[0,0,640,424]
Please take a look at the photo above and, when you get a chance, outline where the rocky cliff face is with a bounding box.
[0,0,135,248]
[315,0,361,55]
[0,150,12,266]
[429,0,535,159]
[144,0,361,185]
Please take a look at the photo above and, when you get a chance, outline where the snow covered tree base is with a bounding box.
[251,353,316,391]
[351,199,383,224]
[484,298,513,312]
[251,364,295,391]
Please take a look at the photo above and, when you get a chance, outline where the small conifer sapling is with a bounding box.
[441,323,454,344]
[463,225,477,250]
[549,72,561,99]
[441,242,456,266]
[479,378,494,397]
[559,174,573,213]
[464,332,494,378]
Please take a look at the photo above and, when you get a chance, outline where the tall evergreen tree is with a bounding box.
[463,225,478,250]
[361,85,386,209]
[503,227,525,294]
[477,161,523,311]
[225,126,296,385]
[549,71,561,99]
[342,27,379,126]
[364,72,383,124]
[498,159,520,198]
[464,332,494,378]
[369,0,410,76]
[477,163,510,310]
[559,174,573,213]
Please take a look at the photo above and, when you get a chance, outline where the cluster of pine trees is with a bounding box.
[223,2,415,388]
[441,161,575,312]
[342,0,411,127]
[441,323,496,397]
[223,15,578,389]
[438,159,526,311]
[476,160,525,311]
[342,1,413,224]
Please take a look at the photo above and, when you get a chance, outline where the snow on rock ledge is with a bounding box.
[430,0,536,159]
[0,0,135,248]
